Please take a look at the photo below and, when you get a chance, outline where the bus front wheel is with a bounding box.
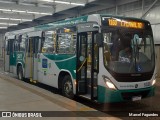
[62,75,74,99]
[18,66,23,80]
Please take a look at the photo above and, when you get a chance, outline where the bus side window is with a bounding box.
[57,27,76,54]
[19,35,26,52]
[7,39,14,55]
[27,36,39,57]
[42,30,55,53]
[27,38,31,56]
[31,37,37,54]
[14,40,19,51]
[33,37,39,58]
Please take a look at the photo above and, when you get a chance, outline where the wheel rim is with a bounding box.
[64,80,73,96]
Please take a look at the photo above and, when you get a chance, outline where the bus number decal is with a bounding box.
[17,54,23,60]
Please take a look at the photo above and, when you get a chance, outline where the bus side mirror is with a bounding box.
[95,33,103,47]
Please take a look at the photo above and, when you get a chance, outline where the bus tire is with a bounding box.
[62,75,74,99]
[18,66,23,80]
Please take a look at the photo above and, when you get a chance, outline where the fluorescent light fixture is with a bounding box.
[0,23,8,25]
[0,27,7,29]
[0,23,17,26]
[40,12,52,15]
[0,18,9,20]
[40,0,53,2]
[0,17,32,22]
[9,23,18,26]
[27,11,40,14]
[21,19,32,22]
[0,8,11,12]
[70,3,85,6]
[0,1,15,4]
[12,10,26,13]
[0,8,52,15]
[10,18,21,21]
[39,0,85,6]
[55,1,70,4]
[27,11,52,15]
[8,23,18,26]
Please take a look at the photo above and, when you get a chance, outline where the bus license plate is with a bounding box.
[132,96,141,101]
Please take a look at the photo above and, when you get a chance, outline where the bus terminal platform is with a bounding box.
[0,69,120,120]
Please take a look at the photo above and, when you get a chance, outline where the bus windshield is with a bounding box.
[102,28,155,74]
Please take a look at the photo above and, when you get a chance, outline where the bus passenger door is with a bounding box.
[4,39,10,72]
[4,39,14,72]
[24,37,39,81]
[77,32,88,95]
[32,37,39,81]
[76,23,99,100]
[4,40,9,72]
[9,39,15,73]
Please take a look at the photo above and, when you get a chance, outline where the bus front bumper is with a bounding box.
[97,85,155,103]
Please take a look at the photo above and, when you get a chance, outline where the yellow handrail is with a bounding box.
[77,58,87,72]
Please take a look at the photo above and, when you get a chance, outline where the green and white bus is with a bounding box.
[4,14,156,103]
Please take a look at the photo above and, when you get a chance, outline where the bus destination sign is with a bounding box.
[107,18,144,29]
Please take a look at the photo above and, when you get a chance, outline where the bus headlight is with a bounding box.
[102,75,117,90]
[106,81,117,90]
[152,79,156,86]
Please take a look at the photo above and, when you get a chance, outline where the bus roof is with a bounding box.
[5,14,149,37]
[100,14,149,23]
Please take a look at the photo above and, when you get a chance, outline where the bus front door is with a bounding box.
[77,31,98,100]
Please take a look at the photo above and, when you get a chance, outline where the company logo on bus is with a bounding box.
[135,84,138,88]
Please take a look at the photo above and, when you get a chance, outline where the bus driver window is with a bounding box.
[103,33,112,66]
[118,34,132,63]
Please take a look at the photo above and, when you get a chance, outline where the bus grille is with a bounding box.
[121,90,150,101]
[114,74,152,82]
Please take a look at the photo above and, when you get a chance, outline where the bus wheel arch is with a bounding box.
[58,71,74,99]
[17,63,23,80]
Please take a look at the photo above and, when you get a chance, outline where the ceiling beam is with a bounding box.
[58,9,79,16]
[55,4,77,13]
[80,4,115,15]
[0,1,55,13]
[34,15,55,21]
[116,0,139,6]
[90,0,116,6]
